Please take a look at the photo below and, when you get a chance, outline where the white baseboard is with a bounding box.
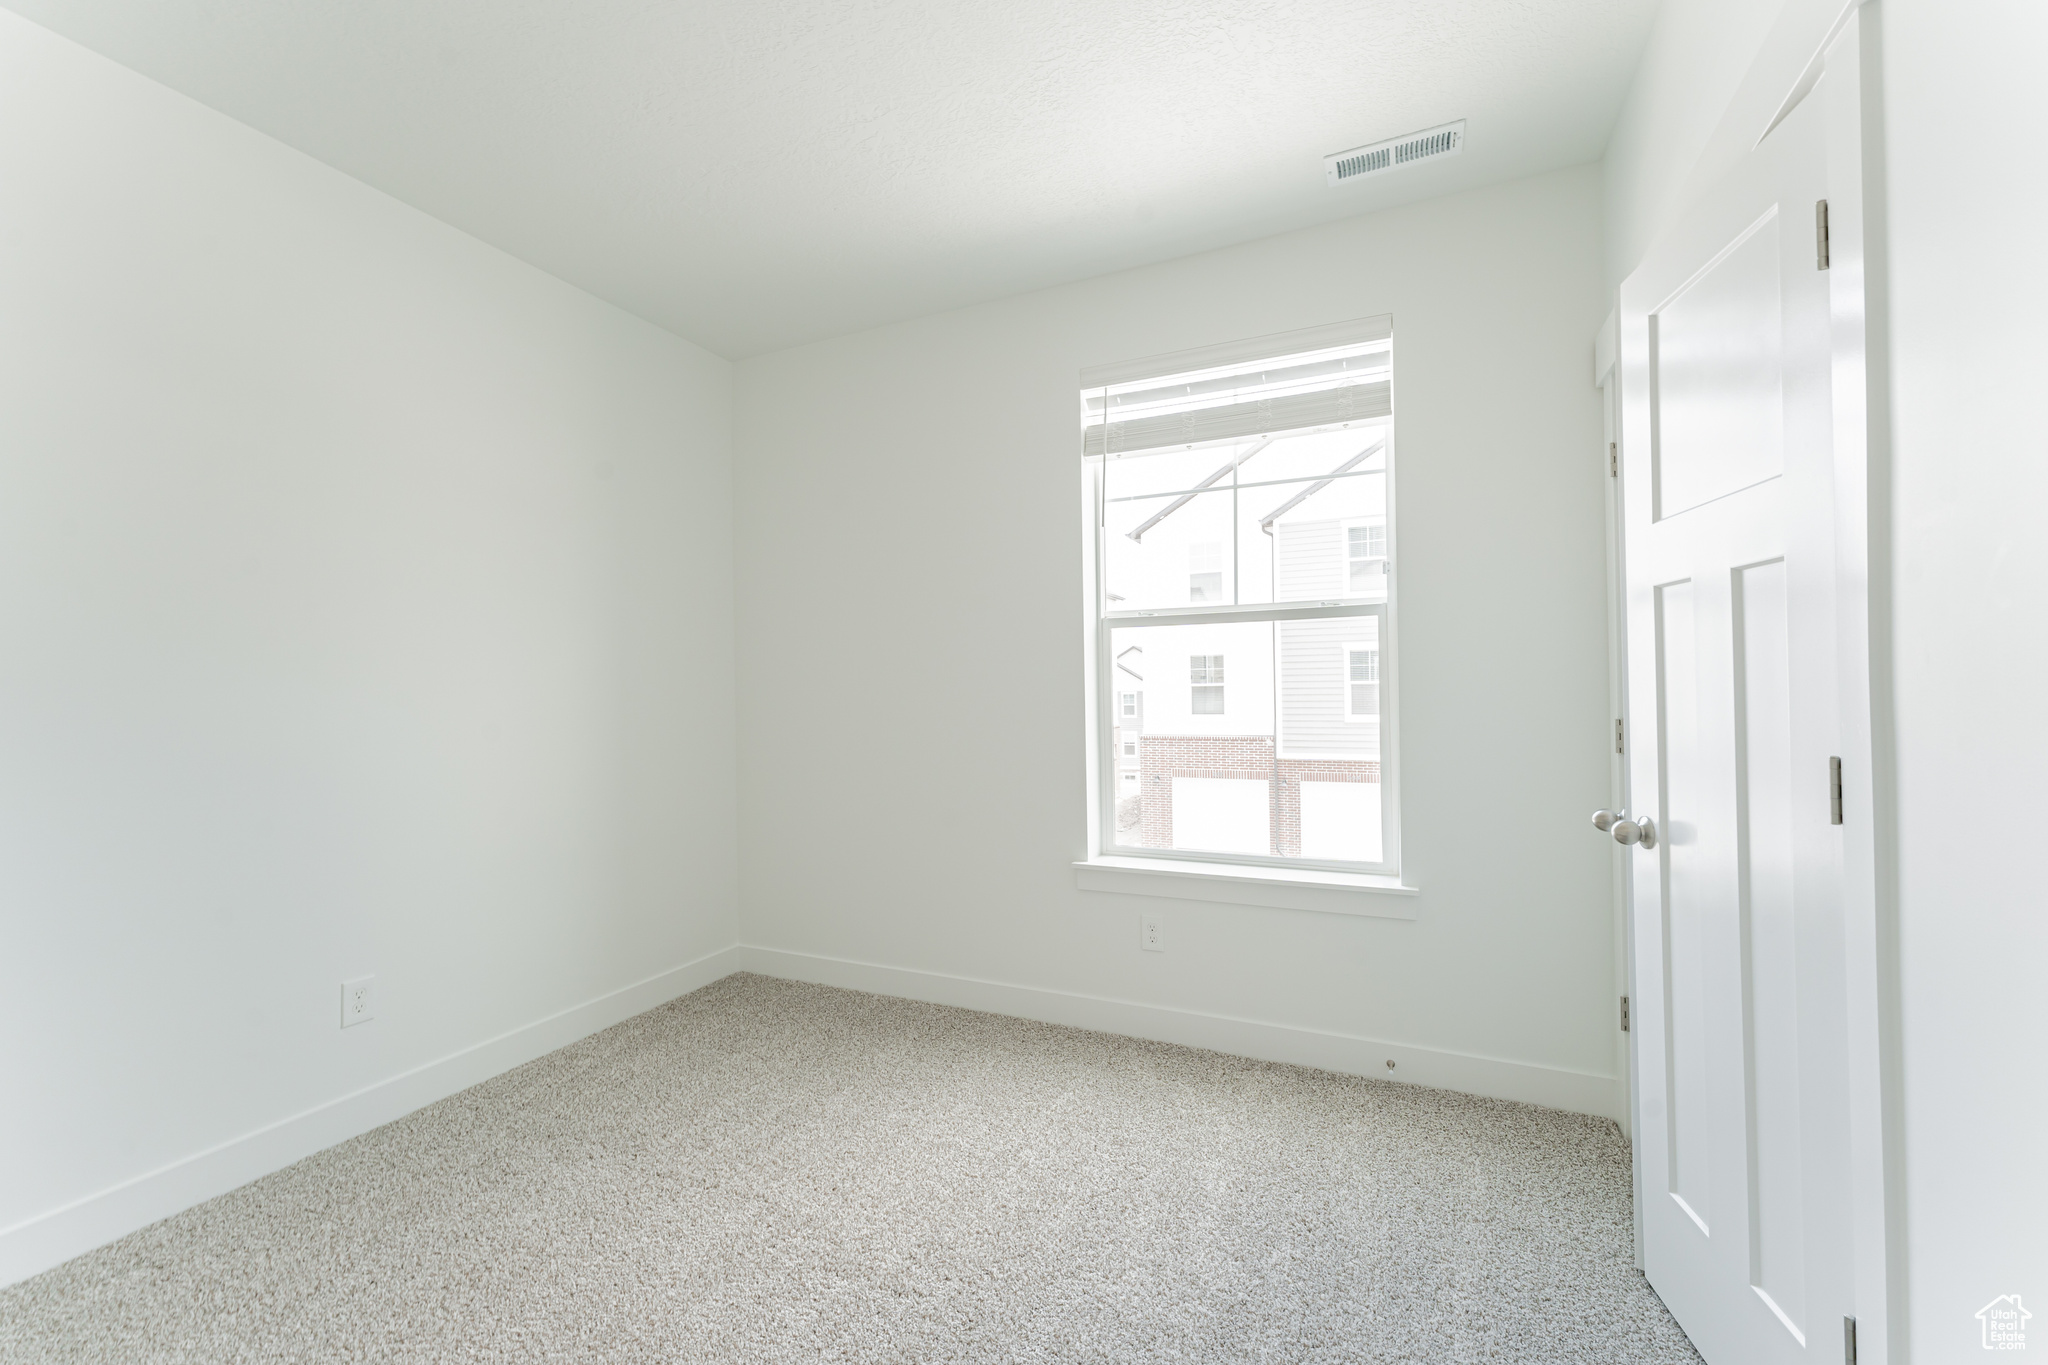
[0,944,746,1290]
[738,945,1623,1121]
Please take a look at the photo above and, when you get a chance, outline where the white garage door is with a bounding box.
[1299,780,1381,862]
[1170,777,1269,855]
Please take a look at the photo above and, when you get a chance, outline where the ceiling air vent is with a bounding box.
[1324,121,1465,186]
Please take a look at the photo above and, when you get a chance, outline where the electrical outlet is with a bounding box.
[1140,912,1164,953]
[340,975,376,1029]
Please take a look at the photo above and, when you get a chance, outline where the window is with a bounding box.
[1347,645,1379,718]
[1188,542,1224,602]
[1347,522,1386,593]
[1085,316,1397,874]
[1190,655,1225,713]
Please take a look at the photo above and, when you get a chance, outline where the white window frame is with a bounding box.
[1078,317,1404,886]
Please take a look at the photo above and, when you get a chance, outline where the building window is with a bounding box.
[1190,655,1225,713]
[1189,542,1224,602]
[1347,522,1386,593]
[1347,646,1380,718]
[1085,315,1397,873]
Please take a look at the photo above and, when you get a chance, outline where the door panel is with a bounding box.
[1651,211,1786,519]
[1655,578,1711,1230]
[1736,558,1808,1340]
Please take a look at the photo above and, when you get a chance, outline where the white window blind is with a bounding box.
[1081,316,1392,459]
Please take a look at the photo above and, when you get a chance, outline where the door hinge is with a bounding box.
[1609,442,1618,477]
[1816,199,1831,270]
[1830,755,1844,824]
[1615,719,1625,755]
[1620,995,1631,1032]
[1844,1315,1858,1364]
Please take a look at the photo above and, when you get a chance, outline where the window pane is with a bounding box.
[1102,426,1389,612]
[1280,616,1383,860]
[1108,621,1273,855]
[1107,617,1383,865]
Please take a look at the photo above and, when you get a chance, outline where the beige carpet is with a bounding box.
[1,973,1702,1363]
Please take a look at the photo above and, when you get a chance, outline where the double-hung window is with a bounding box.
[1347,522,1386,593]
[1190,654,1225,713]
[1346,645,1380,719]
[1084,317,1398,873]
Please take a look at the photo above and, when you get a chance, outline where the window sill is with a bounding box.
[1073,856,1418,919]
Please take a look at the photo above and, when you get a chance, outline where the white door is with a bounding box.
[1616,87,1853,1364]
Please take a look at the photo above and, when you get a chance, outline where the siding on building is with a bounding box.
[1278,616,1379,759]
[1275,518,1347,599]
[1272,516,1382,759]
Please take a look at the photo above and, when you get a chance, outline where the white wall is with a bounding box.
[1601,0,1878,298]
[1600,0,1784,292]
[0,11,737,1284]
[1877,1,2048,1356]
[734,165,1618,1114]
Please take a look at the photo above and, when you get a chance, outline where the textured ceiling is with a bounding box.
[3,0,1658,357]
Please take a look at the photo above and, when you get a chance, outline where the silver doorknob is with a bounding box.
[1612,816,1657,849]
[1591,810,1619,832]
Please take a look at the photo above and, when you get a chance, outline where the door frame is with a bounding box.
[1593,312,1642,1268]
[1811,11,1907,1362]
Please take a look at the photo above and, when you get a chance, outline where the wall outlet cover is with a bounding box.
[1140,912,1164,952]
[340,975,376,1028]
